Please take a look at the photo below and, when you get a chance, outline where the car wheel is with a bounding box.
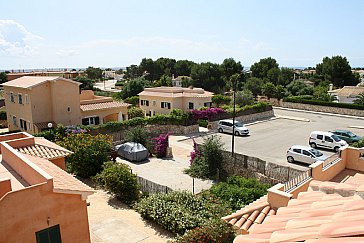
[310,143,317,148]
[218,128,223,133]
[287,156,294,163]
[334,146,340,152]
[235,131,240,136]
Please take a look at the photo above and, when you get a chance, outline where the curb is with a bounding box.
[273,106,364,120]
[275,115,310,122]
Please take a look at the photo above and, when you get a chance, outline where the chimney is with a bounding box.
[329,84,333,91]
[172,74,175,79]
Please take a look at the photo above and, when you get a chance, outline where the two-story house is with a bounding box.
[138,86,213,116]
[2,76,130,133]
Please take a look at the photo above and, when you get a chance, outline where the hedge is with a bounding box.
[283,97,364,110]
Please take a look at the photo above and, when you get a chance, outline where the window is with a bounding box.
[141,100,149,106]
[10,92,14,103]
[161,102,171,109]
[25,94,29,104]
[35,225,62,243]
[20,119,27,130]
[67,107,71,112]
[293,148,301,153]
[146,110,152,117]
[12,115,17,126]
[302,150,311,157]
[82,116,100,126]
[18,94,23,104]
[325,136,333,143]
[188,102,194,109]
[317,134,323,140]
[204,102,212,107]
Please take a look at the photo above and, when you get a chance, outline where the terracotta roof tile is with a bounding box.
[232,180,364,242]
[80,101,130,111]
[17,144,72,160]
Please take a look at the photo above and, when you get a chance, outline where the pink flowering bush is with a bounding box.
[153,133,170,158]
[191,108,225,121]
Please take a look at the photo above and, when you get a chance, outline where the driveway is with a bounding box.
[88,189,173,243]
[186,108,364,170]
[116,135,214,194]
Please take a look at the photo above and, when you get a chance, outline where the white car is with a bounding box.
[309,131,347,152]
[217,119,249,136]
[287,145,328,164]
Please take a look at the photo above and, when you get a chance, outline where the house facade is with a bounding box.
[138,86,213,116]
[0,132,94,243]
[2,76,130,133]
[328,86,364,104]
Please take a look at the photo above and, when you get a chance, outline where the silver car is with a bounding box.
[287,145,328,164]
[217,119,249,136]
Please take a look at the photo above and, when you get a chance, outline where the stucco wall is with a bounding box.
[4,87,34,132]
[280,101,364,117]
[51,79,81,126]
[0,183,91,243]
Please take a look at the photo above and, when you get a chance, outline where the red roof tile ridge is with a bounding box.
[318,220,364,238]
[270,226,320,243]
[305,237,364,243]
[222,201,269,221]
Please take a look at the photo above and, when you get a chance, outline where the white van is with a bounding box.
[217,119,249,136]
[309,131,347,152]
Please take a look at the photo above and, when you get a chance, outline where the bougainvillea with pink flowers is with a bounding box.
[191,108,225,121]
[153,133,170,158]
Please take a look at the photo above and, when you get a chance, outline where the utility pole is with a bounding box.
[231,75,238,158]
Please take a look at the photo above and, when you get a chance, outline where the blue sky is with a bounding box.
[1,0,363,70]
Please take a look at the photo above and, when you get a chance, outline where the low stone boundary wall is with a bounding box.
[208,110,275,130]
[137,175,173,194]
[220,150,304,185]
[90,124,199,142]
[280,101,364,117]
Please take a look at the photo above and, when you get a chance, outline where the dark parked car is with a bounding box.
[329,130,362,144]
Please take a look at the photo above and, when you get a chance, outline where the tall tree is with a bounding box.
[220,58,243,90]
[121,77,150,99]
[190,62,223,93]
[286,80,313,96]
[155,57,176,79]
[278,67,295,86]
[85,66,103,80]
[0,72,7,84]
[175,60,195,77]
[316,56,359,87]
[74,76,94,90]
[139,58,158,81]
[250,57,279,80]
[244,77,264,97]
[124,65,142,79]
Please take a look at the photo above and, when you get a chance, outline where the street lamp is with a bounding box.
[231,75,238,158]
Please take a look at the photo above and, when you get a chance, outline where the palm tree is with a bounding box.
[354,92,364,105]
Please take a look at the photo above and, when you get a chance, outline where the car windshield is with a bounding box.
[234,122,244,127]
[332,135,341,142]
[309,149,323,157]
[346,131,356,137]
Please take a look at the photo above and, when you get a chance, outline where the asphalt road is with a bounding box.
[193,108,364,170]
[94,79,119,92]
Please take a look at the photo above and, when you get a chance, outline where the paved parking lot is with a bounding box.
[191,108,364,170]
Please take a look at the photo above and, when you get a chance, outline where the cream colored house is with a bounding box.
[2,76,130,133]
[328,86,364,104]
[138,86,213,116]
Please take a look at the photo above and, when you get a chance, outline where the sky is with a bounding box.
[1,0,364,70]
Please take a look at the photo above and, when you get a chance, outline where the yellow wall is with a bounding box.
[50,79,81,126]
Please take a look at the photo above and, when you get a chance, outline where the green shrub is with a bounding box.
[0,110,6,120]
[125,127,149,148]
[94,162,140,204]
[176,220,235,243]
[134,191,231,235]
[197,119,208,127]
[123,117,146,127]
[283,97,364,110]
[185,135,224,179]
[208,176,270,210]
[128,107,145,119]
[352,138,364,148]
[57,133,112,178]
[124,96,139,106]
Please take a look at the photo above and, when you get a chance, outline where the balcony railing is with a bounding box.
[322,154,341,170]
[284,169,312,193]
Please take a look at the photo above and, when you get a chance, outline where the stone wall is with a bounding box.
[220,150,305,185]
[208,110,275,130]
[280,101,364,117]
[90,124,200,143]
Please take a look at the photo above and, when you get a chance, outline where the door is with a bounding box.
[324,136,334,149]
[292,148,303,162]
[302,149,314,164]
